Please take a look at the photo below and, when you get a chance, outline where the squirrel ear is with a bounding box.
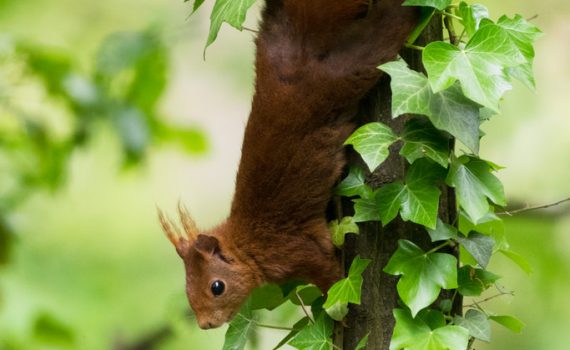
[194,234,221,256]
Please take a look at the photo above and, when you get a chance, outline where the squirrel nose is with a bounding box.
[198,320,215,330]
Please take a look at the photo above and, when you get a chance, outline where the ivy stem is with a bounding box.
[441,11,463,22]
[254,322,297,331]
[296,289,315,324]
[404,43,425,51]
[443,11,459,46]
[242,26,259,34]
[425,240,452,255]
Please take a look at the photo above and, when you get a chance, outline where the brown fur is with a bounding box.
[166,0,418,329]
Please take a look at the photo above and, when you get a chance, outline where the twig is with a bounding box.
[497,197,570,216]
[242,26,259,34]
[296,289,315,324]
[463,290,514,308]
[254,322,297,331]
[527,14,539,21]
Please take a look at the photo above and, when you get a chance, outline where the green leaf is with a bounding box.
[426,219,458,242]
[400,160,443,229]
[345,122,398,172]
[457,2,489,37]
[250,284,285,310]
[288,285,323,307]
[355,333,370,350]
[353,190,383,223]
[494,15,542,61]
[192,0,206,14]
[329,216,359,247]
[423,24,526,111]
[499,249,533,274]
[489,315,525,333]
[402,0,451,11]
[457,266,500,296]
[223,300,256,350]
[384,240,458,316]
[391,308,469,350]
[33,312,75,345]
[273,317,311,350]
[335,166,371,197]
[400,118,450,167]
[157,122,208,154]
[457,232,495,268]
[323,256,371,321]
[446,156,506,224]
[289,313,334,350]
[379,59,480,153]
[206,0,258,49]
[377,183,406,225]
[377,159,445,229]
[454,309,491,342]
[492,15,542,89]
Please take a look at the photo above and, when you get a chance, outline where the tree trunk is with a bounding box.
[338,15,461,349]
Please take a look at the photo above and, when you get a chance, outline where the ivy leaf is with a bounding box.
[446,156,506,224]
[345,122,398,172]
[426,219,458,242]
[494,15,542,61]
[489,315,525,333]
[329,216,359,248]
[289,313,334,350]
[492,15,542,89]
[377,183,406,226]
[384,240,458,316]
[454,309,491,342]
[273,317,311,350]
[423,24,526,111]
[287,285,323,307]
[402,0,452,11]
[456,232,495,268]
[323,256,371,321]
[379,60,480,153]
[223,300,255,350]
[400,118,450,167]
[335,166,371,198]
[378,159,445,229]
[457,2,489,37]
[355,334,370,350]
[206,0,258,49]
[250,284,285,311]
[353,190,383,223]
[391,308,469,350]
[191,0,206,14]
[457,266,500,296]
[499,249,533,274]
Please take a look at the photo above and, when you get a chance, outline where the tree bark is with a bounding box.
[339,15,461,349]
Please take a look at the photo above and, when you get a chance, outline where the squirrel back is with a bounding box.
[160,0,418,329]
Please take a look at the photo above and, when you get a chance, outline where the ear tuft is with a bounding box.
[194,234,220,255]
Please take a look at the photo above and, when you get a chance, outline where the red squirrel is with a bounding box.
[159,0,418,329]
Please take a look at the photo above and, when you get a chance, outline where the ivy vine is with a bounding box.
[186,0,542,349]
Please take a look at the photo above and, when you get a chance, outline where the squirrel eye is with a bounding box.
[211,280,225,297]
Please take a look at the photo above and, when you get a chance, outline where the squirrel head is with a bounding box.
[158,203,260,329]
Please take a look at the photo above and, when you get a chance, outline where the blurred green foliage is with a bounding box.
[0,23,208,348]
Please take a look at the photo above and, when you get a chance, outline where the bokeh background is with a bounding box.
[0,0,569,349]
